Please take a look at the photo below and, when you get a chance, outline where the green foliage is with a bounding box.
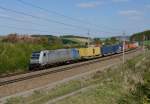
[5,97,24,104]
[60,35,89,39]
[103,37,119,45]
[93,38,102,45]
[144,40,150,47]
[31,35,62,45]
[0,42,63,74]
[118,52,150,104]
[61,38,78,45]
[130,30,150,42]
[1,34,90,75]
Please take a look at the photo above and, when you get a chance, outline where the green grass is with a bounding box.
[61,37,91,45]
[56,52,150,104]
[5,51,150,104]
[5,70,111,104]
[5,80,82,104]
[0,42,63,75]
[144,40,150,46]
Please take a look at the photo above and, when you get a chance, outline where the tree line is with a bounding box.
[130,30,150,42]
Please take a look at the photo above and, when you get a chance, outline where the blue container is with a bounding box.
[101,44,122,56]
[113,44,122,53]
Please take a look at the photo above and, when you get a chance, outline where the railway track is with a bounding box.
[0,49,140,86]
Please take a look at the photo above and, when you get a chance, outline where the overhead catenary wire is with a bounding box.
[0,15,49,27]
[17,0,121,31]
[0,5,90,31]
[0,24,85,35]
[0,15,84,32]
[0,2,123,36]
[0,15,115,36]
[0,22,118,37]
[0,24,50,33]
[0,15,120,35]
[0,5,121,35]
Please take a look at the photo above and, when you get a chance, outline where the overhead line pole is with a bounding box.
[122,32,126,64]
[87,29,90,47]
[143,34,146,58]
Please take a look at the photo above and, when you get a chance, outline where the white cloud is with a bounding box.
[146,4,150,9]
[77,0,129,8]
[119,10,142,20]
[119,10,141,16]
[77,1,103,8]
[112,0,129,2]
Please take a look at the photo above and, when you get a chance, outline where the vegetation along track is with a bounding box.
[0,48,140,87]
[0,50,142,98]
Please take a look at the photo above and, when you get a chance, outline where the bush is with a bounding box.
[0,42,63,74]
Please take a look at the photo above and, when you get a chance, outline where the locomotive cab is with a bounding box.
[29,50,48,70]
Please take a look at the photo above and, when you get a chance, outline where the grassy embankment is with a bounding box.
[5,50,150,104]
[0,42,63,75]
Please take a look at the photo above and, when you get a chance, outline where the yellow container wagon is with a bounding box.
[78,47,101,58]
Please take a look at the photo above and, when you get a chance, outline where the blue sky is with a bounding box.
[0,0,149,37]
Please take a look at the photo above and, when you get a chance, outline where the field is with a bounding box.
[0,42,63,75]
[5,50,150,104]
[61,37,91,45]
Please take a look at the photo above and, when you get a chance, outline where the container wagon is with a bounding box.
[78,47,101,59]
[128,42,139,49]
[101,44,122,56]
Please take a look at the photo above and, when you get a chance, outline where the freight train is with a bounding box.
[29,42,139,70]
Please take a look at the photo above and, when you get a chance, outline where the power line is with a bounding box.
[0,15,88,35]
[0,24,89,36]
[17,0,121,31]
[0,15,121,35]
[0,24,50,33]
[0,5,121,35]
[0,5,89,31]
[0,4,122,36]
[0,15,49,27]
[0,14,90,33]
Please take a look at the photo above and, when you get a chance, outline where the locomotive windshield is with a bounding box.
[31,52,40,59]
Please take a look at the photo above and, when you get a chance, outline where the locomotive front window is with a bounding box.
[31,52,40,59]
[43,53,46,57]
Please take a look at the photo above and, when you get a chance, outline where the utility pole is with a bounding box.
[87,29,90,47]
[122,32,126,64]
[143,35,146,57]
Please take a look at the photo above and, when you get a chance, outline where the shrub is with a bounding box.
[0,42,63,74]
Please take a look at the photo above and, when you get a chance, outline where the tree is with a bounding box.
[103,37,119,45]
[93,38,102,46]
[130,30,150,42]
[2,33,18,43]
